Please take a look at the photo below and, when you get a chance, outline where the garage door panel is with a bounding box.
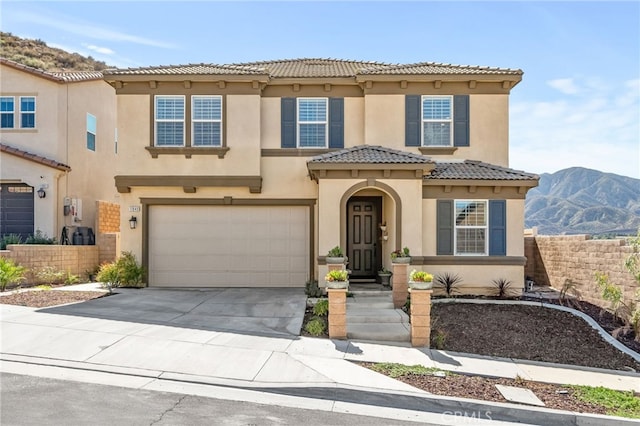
[149,205,309,287]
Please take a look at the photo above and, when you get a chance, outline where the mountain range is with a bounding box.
[525,167,640,236]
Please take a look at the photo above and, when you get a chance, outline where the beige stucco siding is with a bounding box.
[260,97,280,149]
[364,95,404,148]
[344,97,365,147]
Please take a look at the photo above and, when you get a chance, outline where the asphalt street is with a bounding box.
[0,373,430,426]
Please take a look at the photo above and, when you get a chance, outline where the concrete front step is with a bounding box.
[347,307,409,324]
[347,323,410,342]
[347,296,395,309]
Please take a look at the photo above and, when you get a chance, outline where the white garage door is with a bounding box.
[148,205,309,287]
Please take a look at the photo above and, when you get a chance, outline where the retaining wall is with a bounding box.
[525,234,637,309]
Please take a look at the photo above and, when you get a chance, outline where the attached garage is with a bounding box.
[147,204,311,287]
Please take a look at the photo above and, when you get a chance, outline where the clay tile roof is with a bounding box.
[0,58,104,83]
[359,61,523,76]
[425,160,538,181]
[0,143,71,172]
[102,63,268,76]
[309,145,433,164]
[229,58,393,78]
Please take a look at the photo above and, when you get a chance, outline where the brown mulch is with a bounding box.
[358,362,609,415]
[0,289,108,308]
[431,303,640,372]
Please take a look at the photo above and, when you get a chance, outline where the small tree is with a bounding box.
[594,229,640,342]
[0,258,26,292]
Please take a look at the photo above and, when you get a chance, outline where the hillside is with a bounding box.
[0,32,110,71]
[525,167,640,236]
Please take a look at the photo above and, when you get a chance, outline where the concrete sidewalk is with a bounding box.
[1,296,638,425]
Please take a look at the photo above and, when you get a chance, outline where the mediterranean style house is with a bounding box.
[103,58,539,293]
[0,58,118,243]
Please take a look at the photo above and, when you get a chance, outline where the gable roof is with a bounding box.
[103,58,522,79]
[425,160,538,182]
[0,143,71,172]
[0,58,104,83]
[308,145,433,164]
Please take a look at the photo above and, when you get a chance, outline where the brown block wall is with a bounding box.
[97,200,120,234]
[525,235,637,310]
[3,244,100,284]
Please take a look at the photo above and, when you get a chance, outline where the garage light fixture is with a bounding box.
[129,216,137,229]
[37,187,46,198]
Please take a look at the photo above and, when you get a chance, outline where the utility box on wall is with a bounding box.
[71,198,82,222]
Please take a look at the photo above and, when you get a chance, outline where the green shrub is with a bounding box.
[25,230,57,245]
[1,234,23,250]
[35,266,65,285]
[434,272,462,297]
[492,278,513,299]
[313,299,329,316]
[304,316,326,336]
[305,279,322,297]
[0,257,26,291]
[116,252,144,287]
[96,251,145,292]
[327,246,344,257]
[64,270,80,285]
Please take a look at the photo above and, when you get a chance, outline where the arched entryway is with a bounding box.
[340,181,402,283]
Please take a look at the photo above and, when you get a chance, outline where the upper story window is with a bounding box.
[86,113,97,151]
[1,97,15,128]
[0,96,37,129]
[422,96,452,146]
[298,98,328,148]
[20,97,36,128]
[192,96,222,146]
[406,95,469,148]
[455,200,487,255]
[155,95,185,146]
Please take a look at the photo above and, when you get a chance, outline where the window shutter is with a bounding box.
[437,200,454,255]
[453,95,469,147]
[405,95,421,147]
[489,200,506,256]
[328,97,344,148]
[281,98,296,148]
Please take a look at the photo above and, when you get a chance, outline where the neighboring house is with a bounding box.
[103,58,538,292]
[0,58,118,243]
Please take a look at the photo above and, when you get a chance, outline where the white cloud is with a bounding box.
[547,78,580,95]
[12,10,176,49]
[82,43,115,56]
[510,77,640,179]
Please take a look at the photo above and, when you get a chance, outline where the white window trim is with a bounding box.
[421,95,453,147]
[191,95,222,147]
[19,96,36,129]
[1,96,16,129]
[297,97,328,148]
[86,113,97,151]
[154,95,185,147]
[454,199,488,256]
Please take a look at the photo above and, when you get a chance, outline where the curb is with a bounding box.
[1,353,636,426]
[433,298,640,363]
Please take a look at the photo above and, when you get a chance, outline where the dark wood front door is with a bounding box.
[347,197,381,278]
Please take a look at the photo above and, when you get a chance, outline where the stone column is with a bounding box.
[392,262,408,309]
[327,263,344,273]
[409,288,432,347]
[327,288,347,339]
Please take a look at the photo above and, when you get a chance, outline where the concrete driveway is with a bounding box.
[40,287,307,337]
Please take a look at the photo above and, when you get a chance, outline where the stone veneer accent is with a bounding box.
[392,263,409,309]
[409,288,432,347]
[327,288,347,339]
[525,234,637,310]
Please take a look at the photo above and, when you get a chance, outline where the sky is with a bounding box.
[2,1,639,179]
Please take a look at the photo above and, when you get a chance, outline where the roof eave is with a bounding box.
[423,178,539,188]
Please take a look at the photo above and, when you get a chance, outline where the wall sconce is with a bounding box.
[37,188,46,199]
[129,216,138,229]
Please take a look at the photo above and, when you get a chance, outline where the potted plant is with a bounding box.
[390,247,411,264]
[324,269,349,289]
[378,266,393,287]
[326,246,346,264]
[409,269,434,290]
